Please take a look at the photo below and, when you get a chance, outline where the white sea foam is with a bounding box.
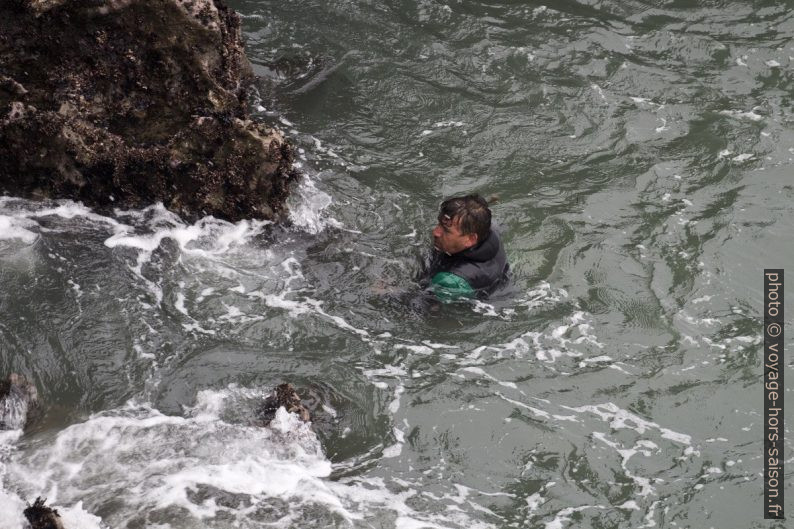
[2,387,491,529]
[591,84,607,102]
[10,200,268,276]
[519,281,568,310]
[526,492,543,513]
[719,109,764,122]
[0,430,23,446]
[421,341,457,349]
[564,402,692,445]
[195,287,214,302]
[264,291,312,316]
[472,300,501,318]
[58,502,105,529]
[459,290,592,365]
[394,344,434,355]
[106,204,270,272]
[0,490,27,529]
[433,120,464,128]
[495,392,579,422]
[459,367,517,389]
[545,505,603,529]
[520,310,602,363]
[0,215,38,244]
[732,153,755,163]
[174,291,189,316]
[3,392,332,525]
[362,364,408,379]
[288,174,337,234]
[579,355,613,367]
[591,432,658,496]
[0,202,263,308]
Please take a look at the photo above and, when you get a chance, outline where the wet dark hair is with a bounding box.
[438,194,491,243]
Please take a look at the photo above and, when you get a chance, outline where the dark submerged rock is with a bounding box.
[0,0,298,222]
[24,497,65,529]
[258,383,311,426]
[0,373,39,430]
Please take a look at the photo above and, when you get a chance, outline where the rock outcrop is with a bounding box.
[258,383,311,425]
[24,497,66,529]
[0,373,39,430]
[0,0,298,222]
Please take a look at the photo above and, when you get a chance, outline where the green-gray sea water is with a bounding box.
[1,1,793,527]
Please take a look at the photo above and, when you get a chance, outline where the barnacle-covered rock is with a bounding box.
[0,0,298,222]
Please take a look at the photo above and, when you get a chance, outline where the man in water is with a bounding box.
[424,194,509,301]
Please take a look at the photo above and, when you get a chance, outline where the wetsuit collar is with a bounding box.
[452,229,498,262]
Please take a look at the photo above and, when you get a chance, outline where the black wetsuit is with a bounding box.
[424,228,509,299]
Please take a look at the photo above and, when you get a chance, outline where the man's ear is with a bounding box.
[466,233,478,248]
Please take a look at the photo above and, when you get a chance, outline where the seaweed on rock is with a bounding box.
[24,497,66,529]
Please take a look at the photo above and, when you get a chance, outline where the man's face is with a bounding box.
[432,214,478,255]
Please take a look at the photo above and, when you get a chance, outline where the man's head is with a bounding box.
[432,194,491,255]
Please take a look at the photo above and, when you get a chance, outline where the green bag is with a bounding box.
[430,272,475,302]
